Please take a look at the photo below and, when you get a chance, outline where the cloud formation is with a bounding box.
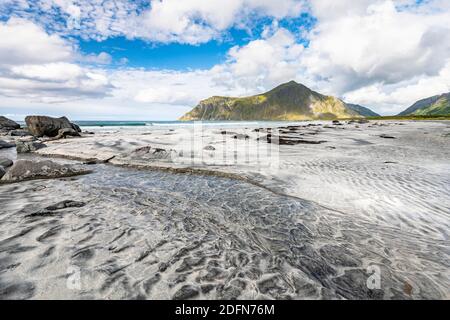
[1,0,305,44]
[0,18,112,102]
[0,0,449,118]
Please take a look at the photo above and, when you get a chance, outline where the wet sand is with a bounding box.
[0,120,449,299]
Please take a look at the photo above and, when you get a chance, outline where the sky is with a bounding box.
[0,0,449,120]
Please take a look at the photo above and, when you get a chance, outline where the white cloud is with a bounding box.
[0,18,112,102]
[344,61,450,113]
[210,27,305,93]
[2,0,306,44]
[294,0,450,113]
[80,52,113,65]
[1,0,450,118]
[0,17,73,65]
[302,1,450,92]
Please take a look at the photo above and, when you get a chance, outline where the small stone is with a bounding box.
[203,145,216,151]
[379,134,395,139]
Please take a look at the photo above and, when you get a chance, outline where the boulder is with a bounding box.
[16,140,46,153]
[0,159,91,183]
[0,116,20,131]
[0,166,5,179]
[25,116,81,137]
[0,140,15,149]
[0,157,13,168]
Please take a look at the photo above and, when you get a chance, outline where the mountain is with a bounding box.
[346,104,380,117]
[180,81,377,121]
[398,92,450,116]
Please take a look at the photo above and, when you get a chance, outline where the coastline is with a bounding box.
[1,119,449,299]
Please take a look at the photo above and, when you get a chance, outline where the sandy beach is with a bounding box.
[0,120,449,299]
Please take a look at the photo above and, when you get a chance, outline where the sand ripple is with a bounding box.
[0,164,448,299]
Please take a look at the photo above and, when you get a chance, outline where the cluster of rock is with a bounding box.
[0,115,82,155]
[1,115,88,183]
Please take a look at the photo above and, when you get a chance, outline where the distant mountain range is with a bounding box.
[180,81,380,121]
[398,92,450,116]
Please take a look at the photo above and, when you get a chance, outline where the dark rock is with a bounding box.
[82,156,114,165]
[0,140,15,149]
[172,285,200,300]
[332,120,343,125]
[203,145,216,151]
[0,157,13,168]
[357,119,369,124]
[0,159,91,183]
[0,166,5,179]
[379,134,396,139]
[25,115,81,137]
[264,134,326,145]
[0,116,20,131]
[158,262,169,272]
[16,140,46,153]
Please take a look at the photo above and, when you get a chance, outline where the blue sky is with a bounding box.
[0,0,449,120]
[78,29,251,70]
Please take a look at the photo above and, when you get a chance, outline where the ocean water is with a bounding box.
[73,120,302,128]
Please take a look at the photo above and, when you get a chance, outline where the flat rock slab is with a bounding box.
[0,159,91,183]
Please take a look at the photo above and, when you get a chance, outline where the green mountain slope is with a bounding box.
[346,104,380,117]
[180,81,377,121]
[398,93,450,116]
